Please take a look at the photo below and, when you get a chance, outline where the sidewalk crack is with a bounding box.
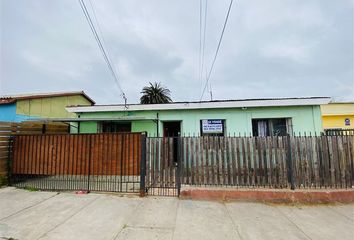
[0,192,60,222]
[328,206,354,221]
[275,207,313,240]
[171,198,180,240]
[36,195,101,240]
[112,199,145,240]
[222,203,244,240]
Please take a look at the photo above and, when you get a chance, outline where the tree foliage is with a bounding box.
[140,82,172,104]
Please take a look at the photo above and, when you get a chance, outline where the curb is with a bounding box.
[180,187,354,204]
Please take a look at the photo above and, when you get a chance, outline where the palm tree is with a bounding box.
[140,82,172,104]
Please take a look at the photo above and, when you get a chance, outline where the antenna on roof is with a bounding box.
[209,83,213,101]
[122,93,128,109]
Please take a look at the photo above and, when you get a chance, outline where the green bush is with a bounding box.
[0,175,8,187]
[24,186,39,192]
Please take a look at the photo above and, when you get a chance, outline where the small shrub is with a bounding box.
[24,186,39,192]
[0,175,8,187]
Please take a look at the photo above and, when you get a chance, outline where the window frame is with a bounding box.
[99,121,132,133]
[252,118,292,137]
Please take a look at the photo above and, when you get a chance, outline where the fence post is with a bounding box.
[176,134,182,196]
[87,135,92,192]
[286,134,295,190]
[7,136,13,186]
[140,132,147,197]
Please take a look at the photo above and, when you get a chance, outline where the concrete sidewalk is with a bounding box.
[0,187,353,240]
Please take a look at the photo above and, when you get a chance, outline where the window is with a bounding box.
[200,119,226,136]
[252,118,292,136]
[100,122,131,133]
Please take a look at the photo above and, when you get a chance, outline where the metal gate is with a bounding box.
[9,133,142,193]
[144,137,181,196]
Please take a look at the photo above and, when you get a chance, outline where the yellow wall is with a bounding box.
[16,95,92,118]
[322,115,353,129]
[321,103,354,129]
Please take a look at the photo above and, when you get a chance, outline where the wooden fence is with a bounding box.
[179,135,353,188]
[11,133,141,176]
[0,121,69,185]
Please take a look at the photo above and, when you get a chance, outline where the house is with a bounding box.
[321,102,354,132]
[66,97,331,136]
[0,91,95,122]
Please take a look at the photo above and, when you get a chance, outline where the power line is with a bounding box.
[198,0,203,96]
[200,0,208,96]
[87,0,127,102]
[78,0,127,101]
[88,0,114,71]
[200,0,234,101]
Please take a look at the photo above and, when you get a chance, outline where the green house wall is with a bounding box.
[16,95,92,118]
[76,105,323,136]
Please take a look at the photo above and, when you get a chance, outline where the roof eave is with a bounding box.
[67,97,331,113]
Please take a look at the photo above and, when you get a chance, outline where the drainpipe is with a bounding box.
[78,114,81,134]
[156,113,159,137]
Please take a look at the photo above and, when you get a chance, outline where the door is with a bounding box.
[163,121,181,137]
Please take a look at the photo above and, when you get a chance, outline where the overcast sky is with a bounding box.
[1,0,353,104]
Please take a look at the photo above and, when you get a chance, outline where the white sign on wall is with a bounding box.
[201,119,223,133]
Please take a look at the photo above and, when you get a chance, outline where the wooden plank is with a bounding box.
[258,137,264,187]
[246,136,251,186]
[195,137,200,185]
[301,136,307,188]
[188,137,193,184]
[61,135,67,176]
[345,135,353,188]
[9,137,15,174]
[325,136,331,188]
[230,137,237,186]
[216,136,222,185]
[27,135,33,175]
[200,137,205,185]
[46,135,52,176]
[21,136,27,174]
[337,136,345,188]
[312,136,319,188]
[208,136,214,185]
[306,135,313,188]
[329,136,336,187]
[251,137,257,187]
[225,137,231,185]
[318,136,324,187]
[54,135,60,176]
[267,136,273,187]
[273,136,279,188]
[235,137,241,186]
[349,135,354,187]
[239,136,244,186]
[205,137,210,185]
[77,135,83,176]
[218,137,222,185]
[184,137,189,184]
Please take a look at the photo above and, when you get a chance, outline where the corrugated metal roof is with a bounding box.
[0,91,95,105]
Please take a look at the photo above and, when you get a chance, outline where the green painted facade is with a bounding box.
[16,95,92,118]
[76,105,323,136]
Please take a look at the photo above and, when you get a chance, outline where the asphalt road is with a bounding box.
[0,187,353,240]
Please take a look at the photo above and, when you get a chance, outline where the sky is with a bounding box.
[1,0,353,104]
